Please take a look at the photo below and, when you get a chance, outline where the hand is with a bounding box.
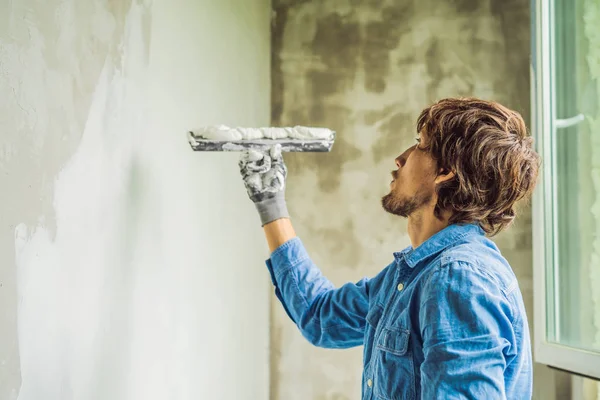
[239,144,287,202]
[239,144,289,225]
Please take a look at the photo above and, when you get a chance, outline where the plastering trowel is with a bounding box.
[187,125,336,152]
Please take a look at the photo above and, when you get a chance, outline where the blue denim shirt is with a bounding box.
[265,223,532,399]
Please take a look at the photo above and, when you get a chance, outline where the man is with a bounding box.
[238,98,540,399]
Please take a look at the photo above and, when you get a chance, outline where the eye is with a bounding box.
[415,137,421,144]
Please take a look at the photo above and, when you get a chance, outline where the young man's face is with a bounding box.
[381,131,439,217]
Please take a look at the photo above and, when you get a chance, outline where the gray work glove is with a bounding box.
[238,144,289,226]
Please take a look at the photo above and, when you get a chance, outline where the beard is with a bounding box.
[381,190,432,217]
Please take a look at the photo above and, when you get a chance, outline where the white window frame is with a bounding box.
[532,0,600,380]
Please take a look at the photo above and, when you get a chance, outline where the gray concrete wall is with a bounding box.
[271,0,569,398]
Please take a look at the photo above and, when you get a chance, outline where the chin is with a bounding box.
[381,193,404,217]
[381,191,423,218]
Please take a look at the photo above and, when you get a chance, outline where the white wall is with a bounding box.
[2,0,271,399]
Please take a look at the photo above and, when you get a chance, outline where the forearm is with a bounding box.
[263,218,297,252]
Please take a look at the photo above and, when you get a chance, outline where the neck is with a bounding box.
[407,205,451,249]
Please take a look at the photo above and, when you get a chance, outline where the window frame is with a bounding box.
[532,0,600,380]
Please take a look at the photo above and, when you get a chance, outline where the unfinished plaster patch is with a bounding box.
[14,3,151,399]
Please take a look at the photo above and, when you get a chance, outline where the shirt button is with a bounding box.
[397,282,404,291]
[367,379,373,387]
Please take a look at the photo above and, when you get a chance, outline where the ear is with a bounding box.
[435,168,455,184]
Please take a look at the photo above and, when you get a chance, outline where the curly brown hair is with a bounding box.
[416,98,541,236]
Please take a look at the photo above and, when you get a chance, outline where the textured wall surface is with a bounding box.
[270,0,567,399]
[1,1,271,399]
[0,1,136,397]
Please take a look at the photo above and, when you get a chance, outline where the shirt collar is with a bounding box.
[393,223,484,268]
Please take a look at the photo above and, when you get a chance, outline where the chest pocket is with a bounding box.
[373,327,416,400]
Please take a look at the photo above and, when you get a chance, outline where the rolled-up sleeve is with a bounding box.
[419,261,515,399]
[266,237,376,349]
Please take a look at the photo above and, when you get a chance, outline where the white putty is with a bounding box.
[0,0,117,160]
[1,0,120,399]
[14,3,150,400]
[11,0,270,399]
[192,125,335,141]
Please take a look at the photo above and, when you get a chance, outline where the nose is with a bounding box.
[395,145,415,168]
[395,155,404,168]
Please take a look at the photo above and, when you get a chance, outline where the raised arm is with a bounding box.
[238,145,379,348]
[266,235,380,348]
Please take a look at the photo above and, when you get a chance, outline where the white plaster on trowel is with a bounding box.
[193,124,335,141]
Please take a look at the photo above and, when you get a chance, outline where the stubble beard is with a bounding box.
[381,190,432,217]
